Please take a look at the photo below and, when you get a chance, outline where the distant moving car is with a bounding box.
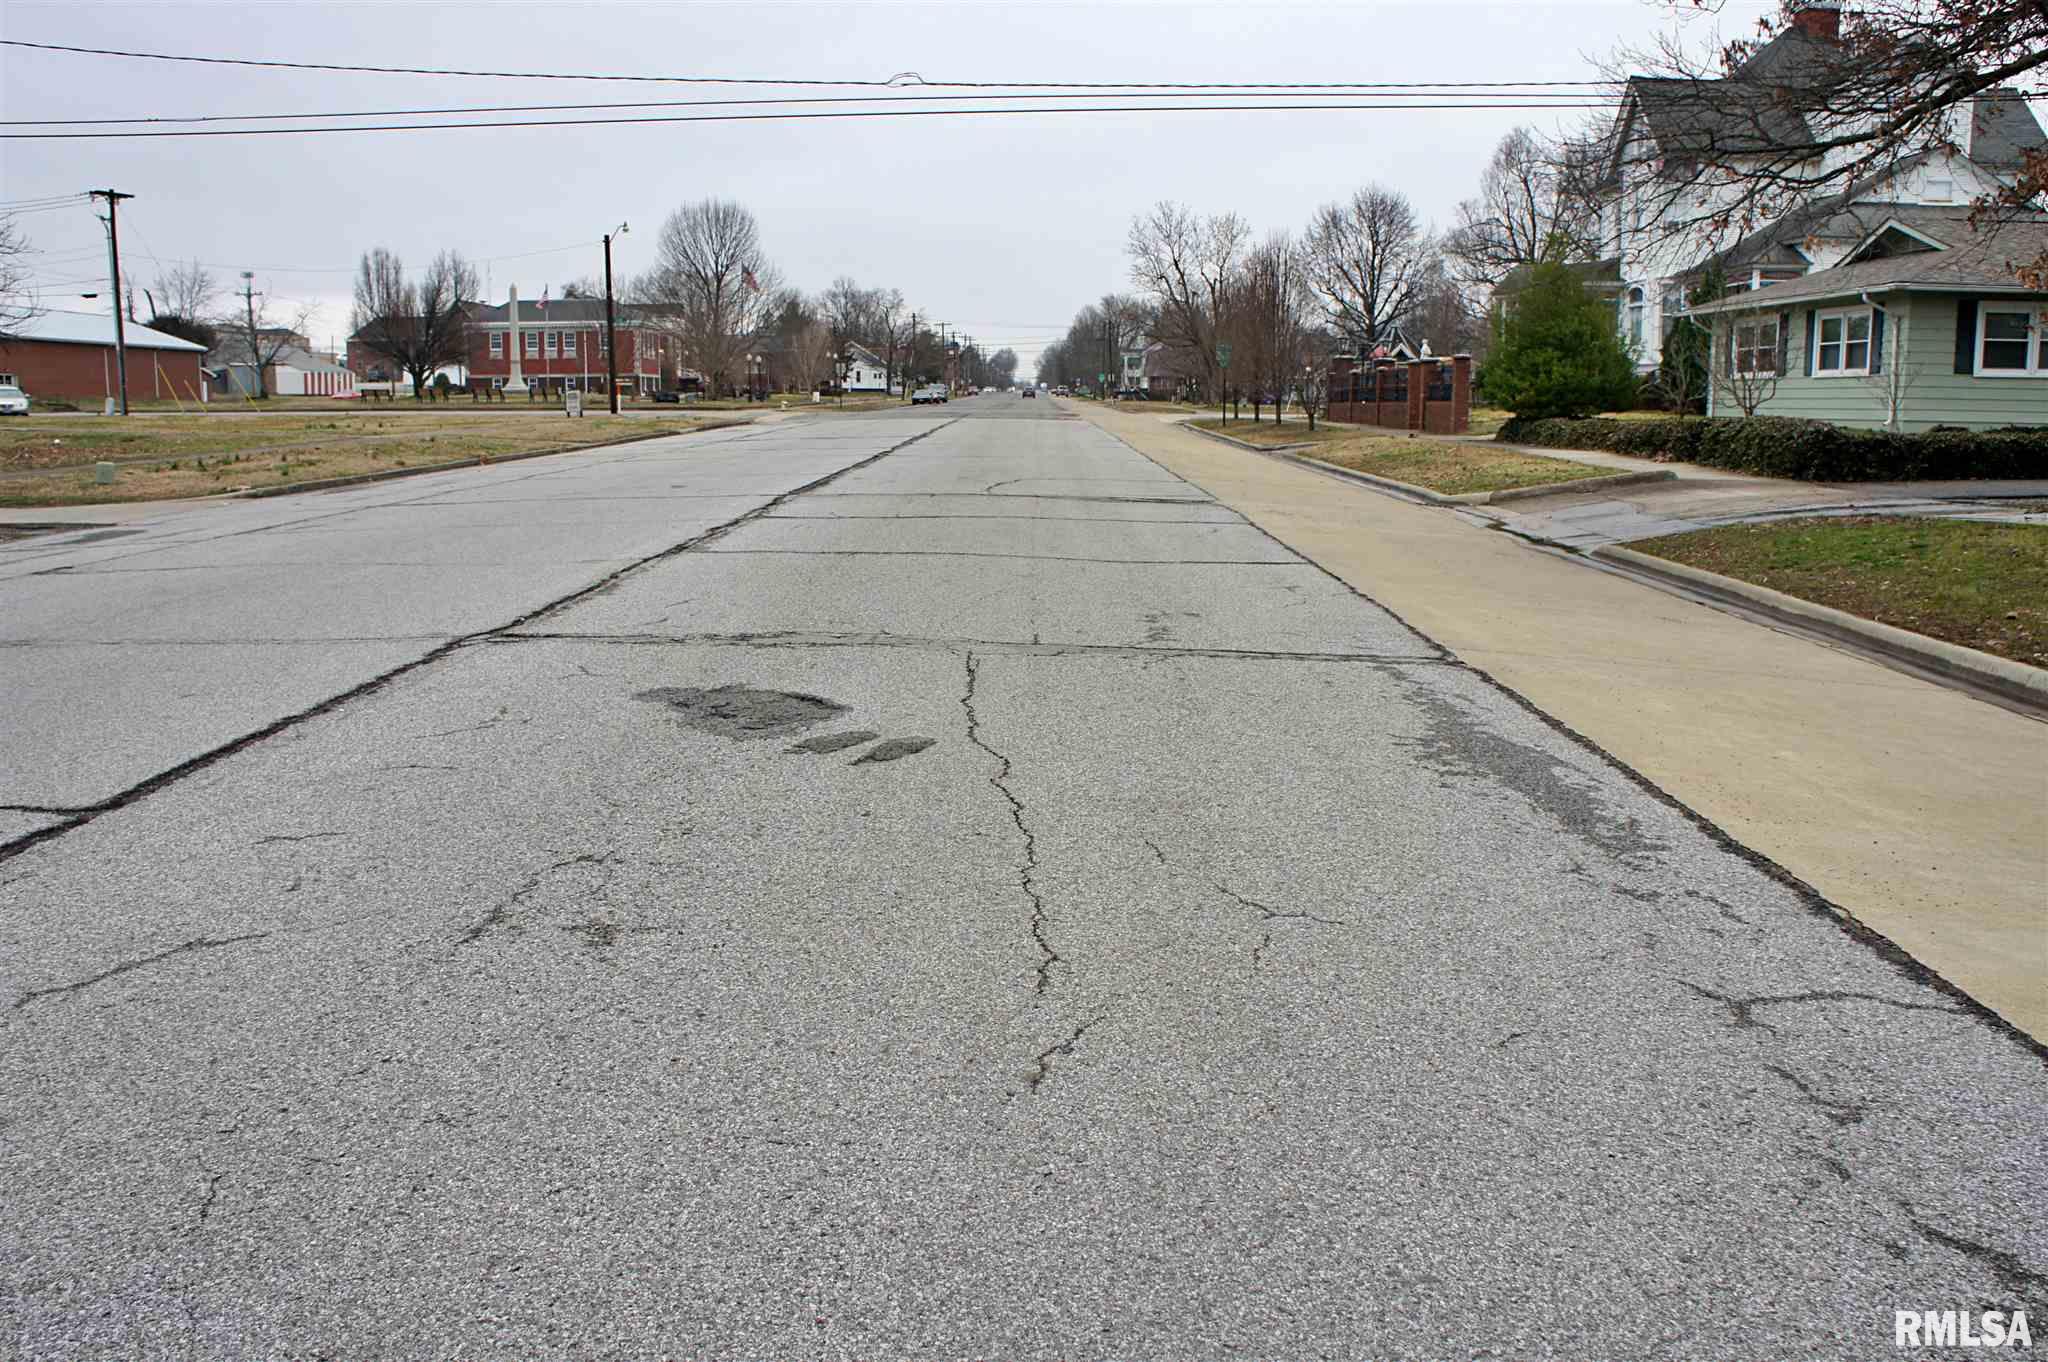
[912,384,949,405]
[1020,386,1035,399]
[0,384,28,415]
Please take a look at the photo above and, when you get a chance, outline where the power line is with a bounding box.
[0,40,1622,91]
[0,85,1619,128]
[2,99,1621,140]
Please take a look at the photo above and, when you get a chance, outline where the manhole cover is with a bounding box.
[636,684,848,739]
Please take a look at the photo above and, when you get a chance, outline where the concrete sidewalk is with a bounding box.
[1453,437,2048,549]
[1076,401,2048,1041]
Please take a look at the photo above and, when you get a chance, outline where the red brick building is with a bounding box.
[346,296,693,396]
[0,309,208,404]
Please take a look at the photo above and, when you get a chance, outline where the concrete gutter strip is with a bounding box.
[1595,544,2048,717]
[238,420,753,499]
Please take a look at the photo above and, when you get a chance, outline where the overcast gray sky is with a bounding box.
[2,0,1774,373]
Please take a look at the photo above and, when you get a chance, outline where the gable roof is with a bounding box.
[1972,89,2048,174]
[1611,28,2042,183]
[3,309,207,352]
[1686,218,2048,313]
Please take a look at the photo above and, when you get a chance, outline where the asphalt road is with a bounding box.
[2,394,2042,1359]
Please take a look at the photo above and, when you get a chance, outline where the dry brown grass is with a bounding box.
[0,413,715,506]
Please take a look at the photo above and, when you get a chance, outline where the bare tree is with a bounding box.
[1602,1,2048,280]
[149,259,217,322]
[1232,233,1309,421]
[225,276,317,399]
[987,347,1019,389]
[871,290,910,396]
[1127,201,1248,401]
[1302,185,1432,350]
[350,248,480,399]
[1712,299,1787,417]
[1294,325,1340,431]
[1407,249,1490,358]
[0,216,40,342]
[1445,128,1601,289]
[642,199,784,397]
[786,320,834,394]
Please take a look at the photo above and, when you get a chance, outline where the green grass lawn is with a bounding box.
[1632,516,2048,668]
[1304,434,1598,496]
[1188,418,1355,447]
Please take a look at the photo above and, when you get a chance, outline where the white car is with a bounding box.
[911,384,949,405]
[0,384,28,415]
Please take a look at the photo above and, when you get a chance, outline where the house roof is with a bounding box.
[1495,256,1624,297]
[1611,28,2042,184]
[466,296,618,326]
[1700,198,2018,276]
[208,342,352,374]
[845,341,886,367]
[3,308,207,352]
[1686,219,2048,313]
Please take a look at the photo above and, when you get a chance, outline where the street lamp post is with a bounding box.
[603,222,627,415]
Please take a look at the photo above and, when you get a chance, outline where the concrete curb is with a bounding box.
[236,420,753,499]
[1454,469,1677,505]
[1189,423,1683,507]
[1593,544,2048,717]
[1182,423,1315,455]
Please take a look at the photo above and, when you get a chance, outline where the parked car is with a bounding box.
[912,384,949,405]
[0,384,29,415]
[648,390,682,404]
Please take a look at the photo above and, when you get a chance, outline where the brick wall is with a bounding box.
[0,340,206,403]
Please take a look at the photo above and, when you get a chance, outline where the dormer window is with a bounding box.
[1925,178,1954,204]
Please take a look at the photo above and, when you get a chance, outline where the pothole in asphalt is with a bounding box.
[635,684,848,739]
[787,730,880,754]
[852,737,936,764]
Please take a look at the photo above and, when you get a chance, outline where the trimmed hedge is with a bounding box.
[1496,416,2048,482]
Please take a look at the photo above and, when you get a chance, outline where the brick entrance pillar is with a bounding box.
[1407,360,1432,432]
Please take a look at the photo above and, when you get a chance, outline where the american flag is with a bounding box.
[538,286,550,313]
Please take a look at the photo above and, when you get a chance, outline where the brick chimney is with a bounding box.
[1786,0,1842,41]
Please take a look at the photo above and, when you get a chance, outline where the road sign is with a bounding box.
[1216,343,1232,367]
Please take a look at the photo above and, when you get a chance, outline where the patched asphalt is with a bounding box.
[1,395,2041,1359]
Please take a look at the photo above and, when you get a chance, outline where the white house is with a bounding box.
[843,342,895,393]
[1591,0,2045,371]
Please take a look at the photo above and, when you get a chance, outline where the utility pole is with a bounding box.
[905,312,917,402]
[603,222,627,415]
[240,272,264,400]
[90,190,133,415]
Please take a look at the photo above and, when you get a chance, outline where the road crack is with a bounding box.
[13,932,271,1011]
[1679,981,1968,1036]
[962,652,1059,994]
[1216,882,1347,968]
[1026,1015,1105,1092]
[457,853,616,946]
